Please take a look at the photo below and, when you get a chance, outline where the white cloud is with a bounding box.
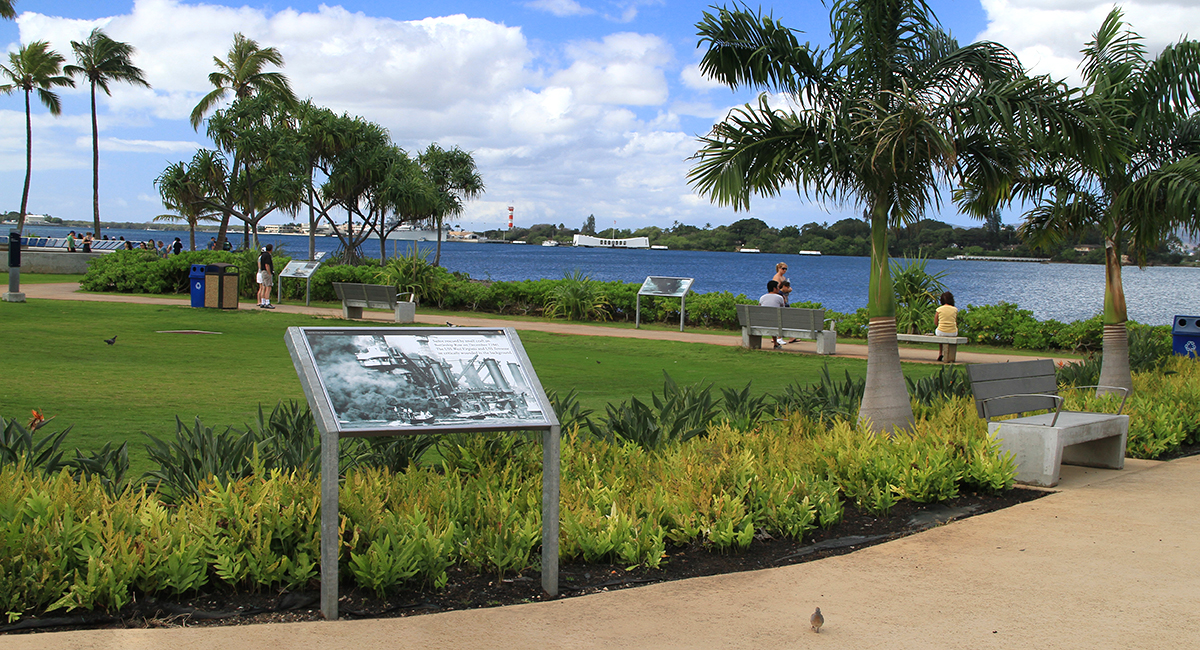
[980,1,1200,84]
[526,0,595,18]
[96,137,203,153]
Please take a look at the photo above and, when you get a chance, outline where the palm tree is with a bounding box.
[65,28,151,238]
[0,1,16,20]
[418,144,484,266]
[689,1,1096,433]
[190,32,296,130]
[0,41,74,234]
[968,8,1200,396]
[155,160,220,250]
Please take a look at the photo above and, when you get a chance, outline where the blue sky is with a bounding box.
[1,1,1195,233]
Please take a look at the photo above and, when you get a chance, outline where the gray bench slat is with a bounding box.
[967,360,1059,419]
[967,358,1053,382]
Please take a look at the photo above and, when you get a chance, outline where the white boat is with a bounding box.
[511,240,528,245]
[572,234,651,249]
[386,224,449,241]
[738,248,761,254]
[541,240,560,247]
[797,250,821,256]
[651,245,669,250]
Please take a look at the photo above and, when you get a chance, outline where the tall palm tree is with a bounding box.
[190,32,296,130]
[0,1,16,20]
[966,8,1200,396]
[65,28,151,238]
[418,143,483,267]
[689,1,1096,433]
[0,41,74,234]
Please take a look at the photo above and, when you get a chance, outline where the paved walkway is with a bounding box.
[17,282,1070,365]
[9,456,1196,649]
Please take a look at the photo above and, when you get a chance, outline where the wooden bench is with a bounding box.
[332,282,415,323]
[896,333,970,363]
[967,359,1129,487]
[735,305,836,355]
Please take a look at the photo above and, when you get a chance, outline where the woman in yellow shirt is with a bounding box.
[934,292,958,362]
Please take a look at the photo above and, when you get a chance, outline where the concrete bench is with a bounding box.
[332,282,415,323]
[896,333,970,363]
[967,359,1129,487]
[735,304,836,355]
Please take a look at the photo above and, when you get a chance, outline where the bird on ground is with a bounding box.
[810,607,823,633]
[445,321,457,327]
[104,335,117,345]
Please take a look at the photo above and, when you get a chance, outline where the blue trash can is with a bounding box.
[1172,315,1200,358]
[189,264,207,308]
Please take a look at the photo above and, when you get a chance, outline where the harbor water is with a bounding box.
[18,224,1200,325]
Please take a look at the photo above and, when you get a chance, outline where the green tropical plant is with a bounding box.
[418,144,484,266]
[190,32,297,129]
[65,28,151,238]
[689,1,1094,433]
[544,270,611,321]
[0,41,74,234]
[376,243,450,305]
[963,8,1200,399]
[154,159,221,251]
[890,256,948,334]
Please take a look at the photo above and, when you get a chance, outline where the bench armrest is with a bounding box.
[397,291,416,303]
[981,393,1064,427]
[1066,385,1130,415]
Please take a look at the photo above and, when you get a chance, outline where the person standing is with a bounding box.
[933,291,959,362]
[171,237,183,255]
[66,231,77,252]
[257,244,275,309]
[81,232,93,252]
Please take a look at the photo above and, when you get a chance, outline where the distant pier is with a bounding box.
[947,255,1051,263]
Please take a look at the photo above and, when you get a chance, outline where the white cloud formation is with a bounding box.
[526,0,594,18]
[980,0,1200,84]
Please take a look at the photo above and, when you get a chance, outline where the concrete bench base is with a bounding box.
[896,333,969,362]
[743,327,837,354]
[988,412,1129,487]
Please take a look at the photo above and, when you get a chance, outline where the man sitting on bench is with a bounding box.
[933,291,958,362]
[759,280,786,349]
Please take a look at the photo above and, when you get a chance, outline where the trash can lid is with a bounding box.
[1173,315,1200,334]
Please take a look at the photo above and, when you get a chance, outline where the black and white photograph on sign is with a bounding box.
[302,328,548,432]
[639,276,693,297]
[280,260,322,278]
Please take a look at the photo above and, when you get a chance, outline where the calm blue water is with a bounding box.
[21,225,1200,325]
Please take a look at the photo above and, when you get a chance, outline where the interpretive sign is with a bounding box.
[635,276,694,331]
[278,252,325,305]
[285,326,560,620]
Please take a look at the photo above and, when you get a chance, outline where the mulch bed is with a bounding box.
[1,487,1050,634]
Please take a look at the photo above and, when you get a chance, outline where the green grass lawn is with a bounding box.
[1,272,87,285]
[0,299,947,475]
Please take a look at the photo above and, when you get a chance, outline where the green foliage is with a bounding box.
[544,270,611,321]
[0,416,70,474]
[376,244,452,306]
[547,388,595,434]
[79,248,292,299]
[890,257,948,335]
[587,373,721,450]
[906,365,971,405]
[775,365,865,421]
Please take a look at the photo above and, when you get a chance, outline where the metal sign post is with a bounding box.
[635,276,694,332]
[286,326,561,620]
[3,231,24,303]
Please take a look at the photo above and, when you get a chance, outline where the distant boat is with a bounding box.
[511,240,528,245]
[572,234,651,249]
[651,244,668,250]
[798,250,821,256]
[541,240,560,247]
[386,224,449,241]
[738,248,761,254]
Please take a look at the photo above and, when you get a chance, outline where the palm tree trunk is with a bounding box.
[1098,239,1132,396]
[858,203,913,435]
[433,216,443,267]
[18,89,32,235]
[307,181,316,260]
[189,224,196,251]
[91,82,101,237]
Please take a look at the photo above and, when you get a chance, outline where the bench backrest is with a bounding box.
[736,304,825,332]
[966,359,1059,419]
[333,282,398,307]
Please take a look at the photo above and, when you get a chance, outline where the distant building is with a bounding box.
[448,230,488,242]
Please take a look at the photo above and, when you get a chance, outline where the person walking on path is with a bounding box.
[257,244,275,309]
[759,280,786,348]
[933,291,959,362]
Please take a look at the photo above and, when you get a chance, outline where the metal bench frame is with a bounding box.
[895,333,970,363]
[735,304,836,355]
[967,359,1129,487]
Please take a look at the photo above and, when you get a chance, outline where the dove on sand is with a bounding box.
[810,607,823,633]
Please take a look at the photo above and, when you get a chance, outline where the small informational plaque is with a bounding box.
[638,276,694,298]
[287,326,554,436]
[280,252,326,279]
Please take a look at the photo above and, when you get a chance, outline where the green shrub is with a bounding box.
[544,270,611,321]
